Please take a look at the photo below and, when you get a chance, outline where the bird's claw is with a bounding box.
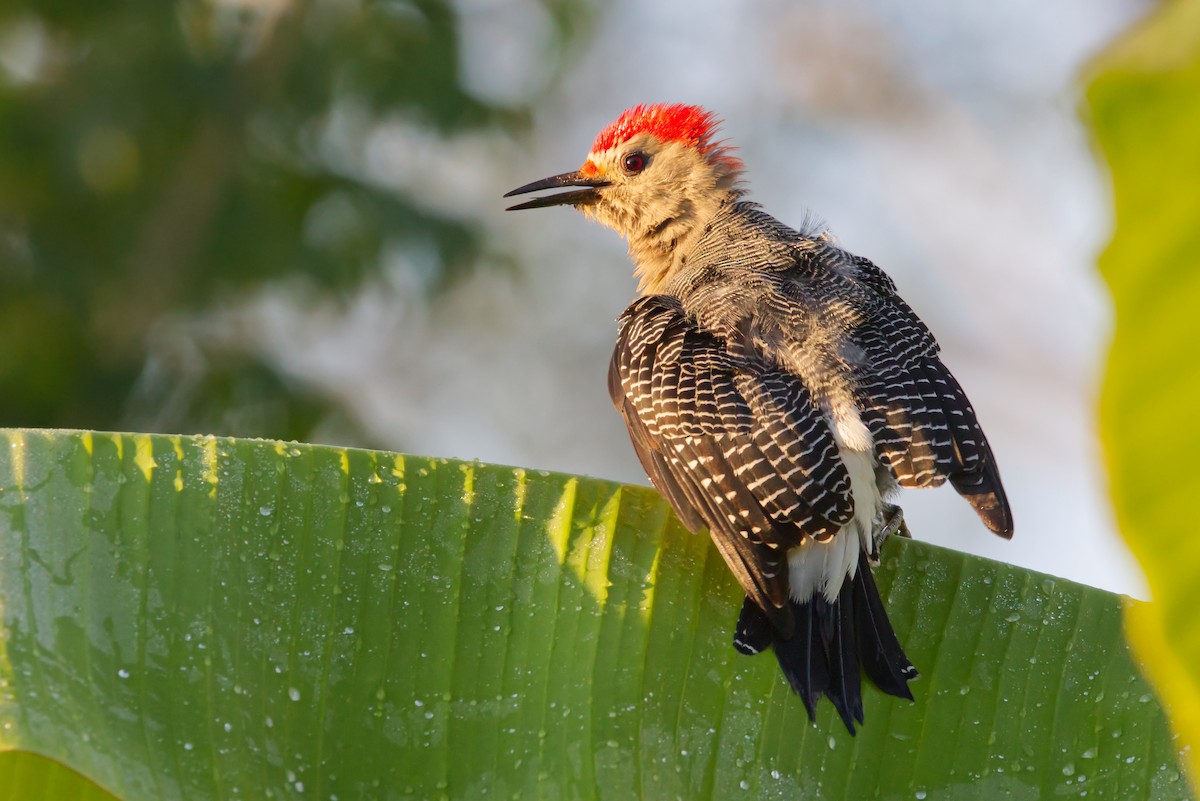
[874,503,909,551]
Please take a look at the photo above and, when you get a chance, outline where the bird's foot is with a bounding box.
[874,503,909,552]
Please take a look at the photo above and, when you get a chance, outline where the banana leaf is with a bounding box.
[0,429,1186,800]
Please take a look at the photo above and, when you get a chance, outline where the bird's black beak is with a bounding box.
[504,170,610,211]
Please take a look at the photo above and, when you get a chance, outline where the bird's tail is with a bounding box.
[733,553,916,734]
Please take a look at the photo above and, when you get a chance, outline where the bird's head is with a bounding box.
[506,103,743,290]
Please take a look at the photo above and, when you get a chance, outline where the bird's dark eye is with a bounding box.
[622,151,647,174]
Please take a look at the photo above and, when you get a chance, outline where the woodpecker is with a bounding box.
[505,103,1012,733]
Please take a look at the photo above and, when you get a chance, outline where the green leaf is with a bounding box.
[1088,0,1200,788]
[0,429,1188,799]
[0,752,118,800]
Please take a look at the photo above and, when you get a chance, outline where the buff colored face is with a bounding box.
[504,103,742,226]
[505,104,744,291]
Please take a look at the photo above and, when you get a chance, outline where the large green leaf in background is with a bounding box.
[1089,0,1200,788]
[0,430,1188,799]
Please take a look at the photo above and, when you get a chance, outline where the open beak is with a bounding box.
[504,170,610,211]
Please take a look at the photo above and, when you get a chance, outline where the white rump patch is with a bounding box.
[788,438,882,604]
[830,396,874,453]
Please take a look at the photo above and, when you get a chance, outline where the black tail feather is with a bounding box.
[853,555,917,700]
[734,553,916,734]
[834,587,864,727]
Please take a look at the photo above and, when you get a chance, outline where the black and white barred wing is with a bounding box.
[608,295,855,633]
[851,257,1012,537]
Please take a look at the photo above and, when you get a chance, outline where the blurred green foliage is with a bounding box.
[0,0,587,442]
[1089,0,1200,787]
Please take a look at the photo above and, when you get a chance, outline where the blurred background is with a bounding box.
[0,0,1151,594]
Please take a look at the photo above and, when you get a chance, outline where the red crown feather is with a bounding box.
[590,104,741,174]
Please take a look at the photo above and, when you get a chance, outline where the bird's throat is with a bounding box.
[629,193,736,294]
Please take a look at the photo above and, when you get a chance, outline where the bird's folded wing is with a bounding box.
[851,257,1012,536]
[609,295,857,628]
